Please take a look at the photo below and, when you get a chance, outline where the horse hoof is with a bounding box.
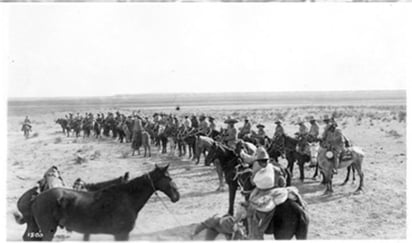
[354,189,363,195]
[323,190,333,195]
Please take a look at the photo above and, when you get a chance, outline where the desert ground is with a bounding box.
[7,94,406,241]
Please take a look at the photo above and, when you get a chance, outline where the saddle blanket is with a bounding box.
[342,150,353,161]
[250,186,305,213]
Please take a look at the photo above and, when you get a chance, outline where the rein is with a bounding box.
[145,173,183,227]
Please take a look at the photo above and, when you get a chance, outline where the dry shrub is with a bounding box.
[74,153,87,164]
[90,150,101,160]
[398,111,406,123]
[54,137,62,144]
[120,150,129,159]
[387,129,402,139]
[32,132,39,138]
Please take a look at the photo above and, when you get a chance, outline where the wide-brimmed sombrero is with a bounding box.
[224,118,239,124]
[274,120,282,125]
[256,124,265,128]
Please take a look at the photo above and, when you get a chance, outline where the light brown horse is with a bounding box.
[313,145,365,194]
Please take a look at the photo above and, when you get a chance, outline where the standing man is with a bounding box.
[322,116,345,174]
[131,114,143,155]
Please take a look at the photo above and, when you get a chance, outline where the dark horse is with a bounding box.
[205,142,291,216]
[267,134,318,182]
[29,164,179,241]
[72,172,130,241]
[72,172,130,191]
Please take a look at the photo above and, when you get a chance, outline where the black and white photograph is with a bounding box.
[2,2,410,241]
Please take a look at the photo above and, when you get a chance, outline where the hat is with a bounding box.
[309,116,316,122]
[323,115,330,122]
[224,118,239,124]
[275,120,282,125]
[255,147,269,161]
[256,124,265,128]
[244,117,249,121]
[208,116,215,121]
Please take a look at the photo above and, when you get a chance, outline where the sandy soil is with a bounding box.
[7,105,406,240]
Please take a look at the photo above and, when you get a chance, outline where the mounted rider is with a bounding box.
[295,118,309,153]
[246,147,286,239]
[238,118,252,139]
[272,120,285,156]
[21,115,32,133]
[321,116,346,174]
[198,115,209,136]
[207,116,218,138]
[255,124,267,146]
[223,118,238,149]
[308,116,319,142]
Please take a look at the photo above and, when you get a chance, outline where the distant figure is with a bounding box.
[21,116,32,138]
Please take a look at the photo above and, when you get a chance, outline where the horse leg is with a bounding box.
[312,163,319,180]
[114,233,129,241]
[227,181,237,215]
[298,160,305,182]
[83,233,90,241]
[148,145,151,157]
[215,160,224,192]
[353,160,364,193]
[352,165,356,183]
[341,166,351,186]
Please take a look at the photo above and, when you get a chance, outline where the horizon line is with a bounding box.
[7,88,407,100]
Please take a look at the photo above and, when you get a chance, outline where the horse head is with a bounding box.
[205,142,219,165]
[308,142,320,166]
[150,164,180,203]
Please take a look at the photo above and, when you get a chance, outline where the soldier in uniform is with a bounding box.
[273,120,285,156]
[238,118,252,139]
[255,124,267,146]
[322,116,345,174]
[198,115,209,135]
[246,147,286,240]
[191,115,199,129]
[223,118,238,149]
[308,116,319,142]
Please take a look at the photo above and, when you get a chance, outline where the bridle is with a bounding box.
[145,172,183,227]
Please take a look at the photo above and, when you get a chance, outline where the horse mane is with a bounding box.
[84,172,129,191]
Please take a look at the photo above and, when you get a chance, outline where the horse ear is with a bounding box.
[124,172,130,181]
[163,163,170,172]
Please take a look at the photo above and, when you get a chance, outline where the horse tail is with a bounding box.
[291,201,309,239]
[352,146,365,157]
[13,211,26,225]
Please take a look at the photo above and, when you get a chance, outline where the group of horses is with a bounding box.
[14,165,179,241]
[54,113,217,160]
[15,113,366,241]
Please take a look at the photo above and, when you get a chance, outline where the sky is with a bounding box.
[4,4,412,98]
